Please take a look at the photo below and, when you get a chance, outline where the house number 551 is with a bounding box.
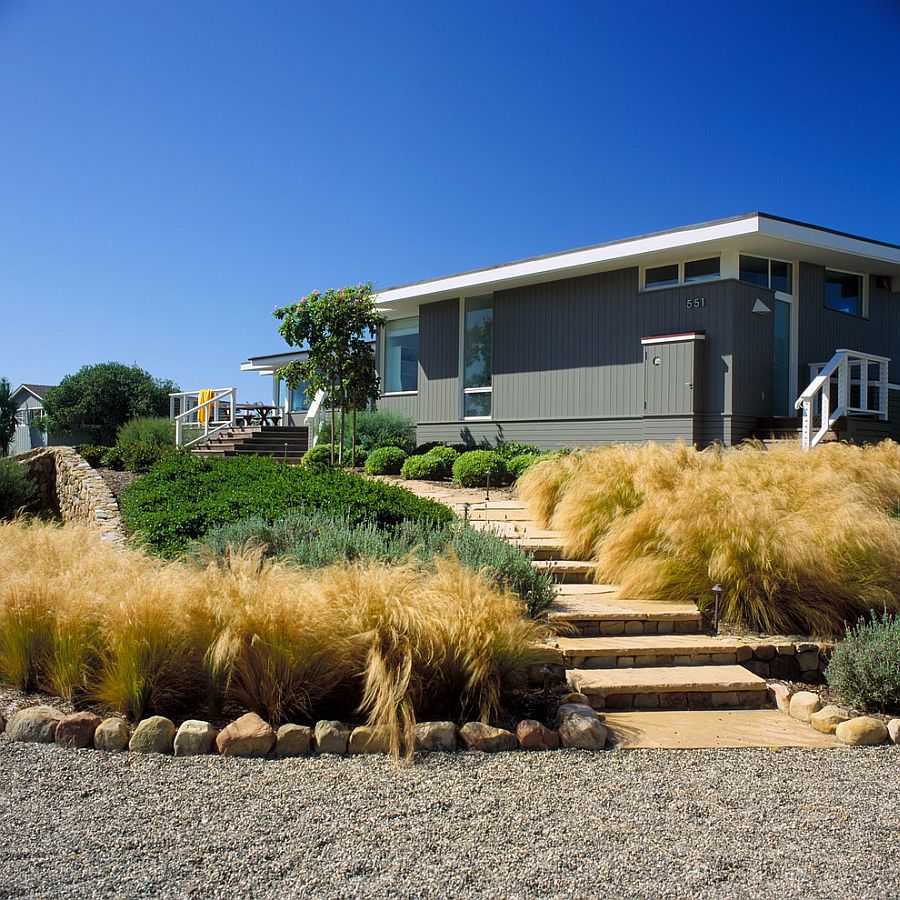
[686,297,706,308]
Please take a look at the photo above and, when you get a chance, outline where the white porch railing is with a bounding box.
[795,349,889,450]
[304,389,327,446]
[170,388,237,448]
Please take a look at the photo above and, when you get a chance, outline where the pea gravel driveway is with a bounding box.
[0,741,897,899]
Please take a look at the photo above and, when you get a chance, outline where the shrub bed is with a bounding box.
[0,520,546,755]
[518,441,900,637]
[198,509,555,618]
[119,454,453,556]
[827,613,900,713]
[452,450,508,488]
[0,458,35,519]
[364,446,407,475]
[401,453,445,481]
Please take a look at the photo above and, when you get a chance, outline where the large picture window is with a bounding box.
[383,316,419,392]
[642,257,720,290]
[824,269,865,316]
[739,255,793,293]
[463,295,493,418]
[290,381,312,412]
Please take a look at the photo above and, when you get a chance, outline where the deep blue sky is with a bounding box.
[2,1,899,401]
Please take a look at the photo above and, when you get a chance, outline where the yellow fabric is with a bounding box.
[197,389,216,426]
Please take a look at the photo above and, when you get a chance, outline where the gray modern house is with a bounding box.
[234,213,900,453]
[9,384,56,455]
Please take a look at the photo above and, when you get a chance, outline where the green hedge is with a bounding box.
[119,454,453,557]
[423,445,459,478]
[0,458,36,520]
[365,446,408,475]
[452,450,508,488]
[198,510,555,618]
[401,454,445,480]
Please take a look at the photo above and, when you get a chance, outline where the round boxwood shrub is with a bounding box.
[496,441,541,460]
[506,452,543,480]
[452,450,508,488]
[365,446,408,475]
[301,443,334,469]
[401,454,446,481]
[423,445,459,478]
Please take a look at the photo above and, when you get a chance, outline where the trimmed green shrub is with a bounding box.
[119,453,454,557]
[120,443,171,474]
[301,443,334,469]
[99,446,125,471]
[365,446,408,475]
[116,417,174,450]
[401,454,445,481]
[318,409,415,454]
[0,458,36,519]
[496,441,541,460]
[507,452,543,480]
[452,450,508,488]
[197,511,555,618]
[423,445,459,478]
[827,612,900,713]
[76,444,108,467]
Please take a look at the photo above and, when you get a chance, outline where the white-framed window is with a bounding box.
[739,255,794,294]
[642,256,720,290]
[382,316,419,393]
[462,294,493,418]
[824,269,866,317]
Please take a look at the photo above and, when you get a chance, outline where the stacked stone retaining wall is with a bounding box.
[18,447,126,547]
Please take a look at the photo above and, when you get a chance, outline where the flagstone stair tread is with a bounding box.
[554,634,754,658]
[548,592,703,622]
[569,664,767,696]
[602,710,843,749]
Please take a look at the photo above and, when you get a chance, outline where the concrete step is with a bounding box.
[532,559,595,583]
[602,710,842,749]
[568,664,768,711]
[555,634,754,668]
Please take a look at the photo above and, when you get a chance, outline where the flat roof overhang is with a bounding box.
[241,350,308,376]
[376,213,900,317]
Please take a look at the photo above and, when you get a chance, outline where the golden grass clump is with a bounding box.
[520,441,900,637]
[0,520,546,755]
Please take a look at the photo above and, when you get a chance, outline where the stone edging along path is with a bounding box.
[18,446,127,547]
[1,696,609,757]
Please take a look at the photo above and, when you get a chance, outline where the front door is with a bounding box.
[643,337,699,418]
[773,292,793,417]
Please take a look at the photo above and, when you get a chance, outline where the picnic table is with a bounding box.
[235,404,282,427]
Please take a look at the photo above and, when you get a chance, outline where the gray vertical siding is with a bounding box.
[376,393,418,421]
[418,298,459,424]
[797,264,899,382]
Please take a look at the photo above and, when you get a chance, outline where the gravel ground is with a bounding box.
[0,741,897,899]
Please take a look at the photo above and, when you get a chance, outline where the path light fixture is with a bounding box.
[711,583,724,634]
[462,502,470,524]
[485,471,490,502]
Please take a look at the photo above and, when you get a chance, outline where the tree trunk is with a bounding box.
[339,406,345,466]
[329,385,336,466]
[351,407,357,467]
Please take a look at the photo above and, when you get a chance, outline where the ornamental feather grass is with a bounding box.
[0,520,545,754]
[518,441,900,637]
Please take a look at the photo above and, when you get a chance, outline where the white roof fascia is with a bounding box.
[758,216,900,267]
[376,216,761,306]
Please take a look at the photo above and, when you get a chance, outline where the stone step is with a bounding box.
[555,634,756,668]
[466,505,533,522]
[532,559,595,583]
[568,664,768,711]
[602,710,842,750]
[548,588,704,635]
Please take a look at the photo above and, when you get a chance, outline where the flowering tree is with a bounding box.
[274,283,383,465]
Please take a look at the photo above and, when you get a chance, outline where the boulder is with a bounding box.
[516,719,560,750]
[349,725,392,754]
[559,714,608,750]
[174,720,218,757]
[458,722,518,752]
[275,724,312,757]
[556,703,599,726]
[835,716,889,746]
[767,682,793,714]
[888,719,900,746]
[216,713,275,757]
[129,716,176,754]
[788,691,821,722]
[55,712,102,749]
[94,717,130,752]
[314,720,351,754]
[809,705,850,735]
[6,706,65,743]
[414,721,458,752]
[559,692,591,706]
